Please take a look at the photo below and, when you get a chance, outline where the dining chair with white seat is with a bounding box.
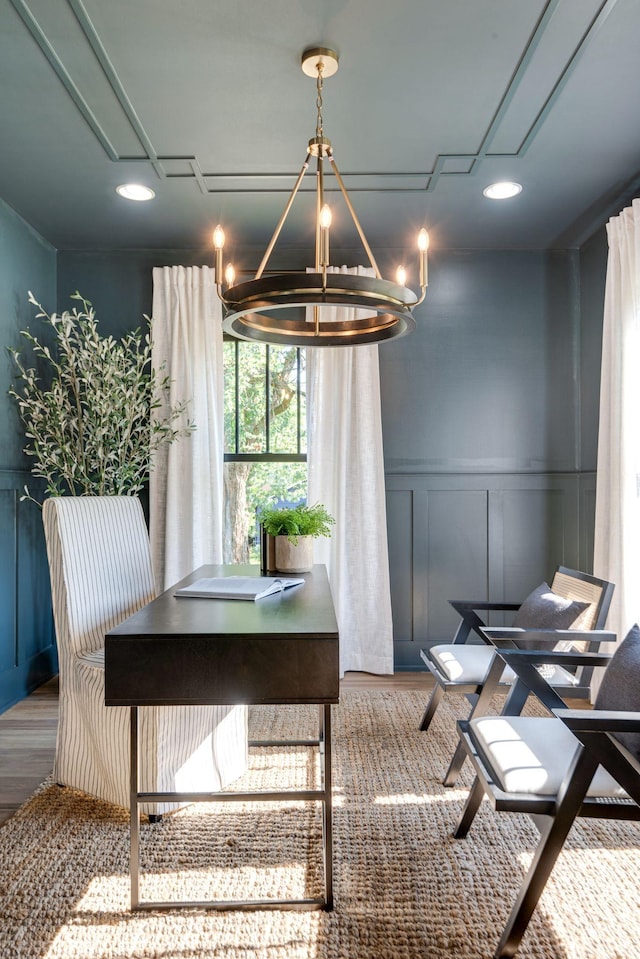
[452,628,640,959]
[419,567,615,785]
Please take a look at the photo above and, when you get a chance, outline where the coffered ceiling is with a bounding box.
[1,0,639,256]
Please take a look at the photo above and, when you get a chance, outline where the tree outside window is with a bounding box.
[223,340,306,563]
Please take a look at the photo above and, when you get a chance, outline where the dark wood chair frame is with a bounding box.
[453,646,640,959]
[418,567,615,786]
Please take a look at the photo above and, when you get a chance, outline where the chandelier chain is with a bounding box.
[315,62,324,140]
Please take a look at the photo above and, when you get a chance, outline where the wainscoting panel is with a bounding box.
[579,473,597,574]
[0,489,17,673]
[413,488,488,643]
[387,473,593,670]
[386,490,413,644]
[18,497,55,664]
[489,484,577,603]
[0,473,55,713]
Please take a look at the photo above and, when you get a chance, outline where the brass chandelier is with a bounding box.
[213,47,429,347]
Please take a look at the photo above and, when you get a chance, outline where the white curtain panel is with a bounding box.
[593,198,640,697]
[150,265,225,590]
[307,266,394,676]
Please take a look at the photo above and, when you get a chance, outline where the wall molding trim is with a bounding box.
[0,471,54,714]
[386,469,597,669]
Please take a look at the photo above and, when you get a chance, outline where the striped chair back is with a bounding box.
[43,496,156,659]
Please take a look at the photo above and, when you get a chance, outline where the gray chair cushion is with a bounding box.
[513,582,589,647]
[594,623,640,760]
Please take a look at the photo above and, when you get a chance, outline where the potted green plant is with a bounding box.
[260,502,335,573]
[8,291,194,501]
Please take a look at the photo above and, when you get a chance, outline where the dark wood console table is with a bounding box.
[105,563,339,912]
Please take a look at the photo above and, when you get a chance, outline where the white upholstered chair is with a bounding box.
[453,628,640,958]
[43,495,248,816]
[419,568,615,785]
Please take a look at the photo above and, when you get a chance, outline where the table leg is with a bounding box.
[322,703,333,909]
[318,704,325,755]
[130,705,140,909]
[128,702,333,911]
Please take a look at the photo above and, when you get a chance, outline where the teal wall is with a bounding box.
[380,250,581,474]
[57,248,211,337]
[0,208,613,711]
[58,242,608,669]
[579,228,609,472]
[380,248,601,665]
[0,198,57,711]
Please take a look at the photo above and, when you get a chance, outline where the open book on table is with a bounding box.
[174,576,305,601]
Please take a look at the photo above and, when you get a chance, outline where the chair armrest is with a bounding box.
[555,709,640,804]
[449,600,521,613]
[448,600,521,645]
[481,627,616,648]
[555,708,640,733]
[499,649,613,669]
[496,649,613,713]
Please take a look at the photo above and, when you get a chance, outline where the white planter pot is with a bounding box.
[274,535,313,573]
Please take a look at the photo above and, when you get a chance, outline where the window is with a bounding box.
[223,340,306,562]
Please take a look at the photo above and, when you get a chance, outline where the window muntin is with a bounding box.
[223,340,306,563]
[224,340,306,459]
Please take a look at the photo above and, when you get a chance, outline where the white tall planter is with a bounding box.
[275,535,313,573]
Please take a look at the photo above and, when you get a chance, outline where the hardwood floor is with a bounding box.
[0,677,59,826]
[0,671,435,827]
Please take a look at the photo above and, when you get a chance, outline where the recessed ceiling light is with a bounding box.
[116,183,155,201]
[483,181,523,200]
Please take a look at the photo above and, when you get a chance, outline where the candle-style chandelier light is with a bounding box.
[213,46,429,347]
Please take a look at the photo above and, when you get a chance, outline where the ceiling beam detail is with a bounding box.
[10,0,620,198]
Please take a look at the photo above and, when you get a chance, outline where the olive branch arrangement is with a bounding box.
[9,291,194,501]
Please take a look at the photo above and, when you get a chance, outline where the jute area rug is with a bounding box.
[1,689,639,959]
